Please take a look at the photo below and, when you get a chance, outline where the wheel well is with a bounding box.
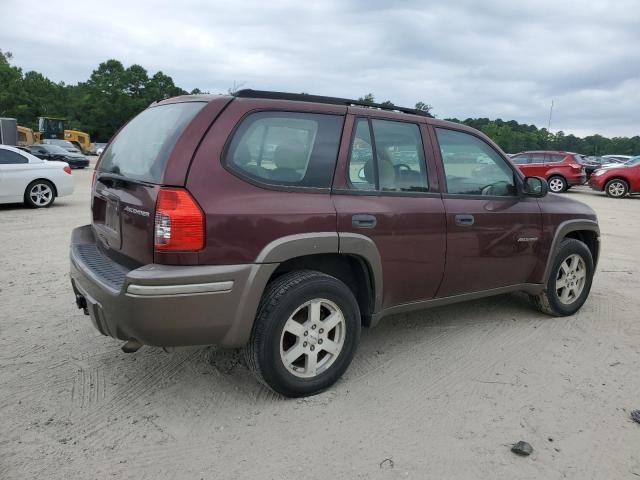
[605,177,629,187]
[26,178,58,197]
[564,230,599,266]
[268,254,375,327]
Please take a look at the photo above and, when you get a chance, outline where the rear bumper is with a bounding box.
[69,225,277,347]
[567,173,587,186]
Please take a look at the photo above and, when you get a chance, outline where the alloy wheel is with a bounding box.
[607,181,626,197]
[30,183,53,206]
[555,253,587,305]
[549,177,565,193]
[279,298,346,378]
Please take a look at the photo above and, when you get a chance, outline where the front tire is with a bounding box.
[531,239,594,316]
[244,270,361,397]
[548,175,567,193]
[24,180,55,208]
[605,179,628,198]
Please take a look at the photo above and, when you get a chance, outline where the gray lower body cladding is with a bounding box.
[69,225,276,347]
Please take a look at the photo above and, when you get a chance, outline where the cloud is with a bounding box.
[1,0,639,136]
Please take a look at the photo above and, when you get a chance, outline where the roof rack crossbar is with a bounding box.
[234,89,432,118]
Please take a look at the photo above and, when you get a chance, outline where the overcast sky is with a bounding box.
[2,0,639,137]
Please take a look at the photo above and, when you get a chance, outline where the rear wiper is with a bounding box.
[96,172,155,188]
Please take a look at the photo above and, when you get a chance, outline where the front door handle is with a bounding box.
[455,214,475,226]
[352,214,377,229]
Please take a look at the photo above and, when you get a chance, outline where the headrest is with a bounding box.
[273,143,308,170]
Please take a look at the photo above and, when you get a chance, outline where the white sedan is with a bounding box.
[0,145,74,208]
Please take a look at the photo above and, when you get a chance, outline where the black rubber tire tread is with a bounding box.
[548,175,567,193]
[604,178,628,198]
[24,179,55,208]
[244,269,361,397]
[530,238,594,316]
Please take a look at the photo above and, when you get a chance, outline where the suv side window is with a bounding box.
[531,153,545,163]
[546,154,566,163]
[511,154,531,165]
[435,128,517,197]
[226,111,344,188]
[0,149,28,164]
[347,118,428,192]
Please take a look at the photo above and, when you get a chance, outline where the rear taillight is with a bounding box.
[63,165,72,175]
[154,188,205,251]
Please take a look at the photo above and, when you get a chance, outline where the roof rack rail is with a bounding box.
[234,89,433,118]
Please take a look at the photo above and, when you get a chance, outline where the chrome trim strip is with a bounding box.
[127,281,234,296]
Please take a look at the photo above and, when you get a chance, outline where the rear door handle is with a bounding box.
[352,214,377,229]
[455,214,475,226]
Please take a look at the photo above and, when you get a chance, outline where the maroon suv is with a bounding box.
[70,90,600,397]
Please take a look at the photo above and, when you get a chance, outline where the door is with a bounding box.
[432,127,543,297]
[510,153,533,176]
[332,115,446,309]
[0,148,31,201]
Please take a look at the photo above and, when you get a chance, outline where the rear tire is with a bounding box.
[605,179,628,198]
[24,180,55,208]
[548,175,567,193]
[530,239,594,316]
[244,270,361,397]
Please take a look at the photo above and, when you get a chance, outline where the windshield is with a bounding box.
[98,101,206,183]
[625,156,640,166]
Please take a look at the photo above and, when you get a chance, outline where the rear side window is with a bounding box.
[99,102,206,183]
[226,112,344,188]
[546,154,566,163]
[0,149,28,164]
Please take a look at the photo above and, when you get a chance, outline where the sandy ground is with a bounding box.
[1,163,639,480]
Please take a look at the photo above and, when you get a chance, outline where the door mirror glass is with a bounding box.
[523,176,548,197]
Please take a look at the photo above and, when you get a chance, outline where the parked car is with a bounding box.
[0,145,74,207]
[510,151,587,192]
[94,142,107,156]
[588,156,640,198]
[28,144,90,169]
[42,139,84,154]
[70,90,600,397]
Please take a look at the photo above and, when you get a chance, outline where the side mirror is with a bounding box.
[523,176,548,197]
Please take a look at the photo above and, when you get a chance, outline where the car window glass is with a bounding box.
[0,149,28,164]
[347,119,428,192]
[511,154,531,165]
[226,111,344,188]
[435,128,517,197]
[348,119,375,190]
[531,153,545,163]
[546,154,565,163]
[371,119,428,192]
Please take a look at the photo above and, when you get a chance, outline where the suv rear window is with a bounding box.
[225,112,344,189]
[98,101,206,183]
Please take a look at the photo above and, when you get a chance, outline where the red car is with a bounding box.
[511,151,586,193]
[588,156,640,198]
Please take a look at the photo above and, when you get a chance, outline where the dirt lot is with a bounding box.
[1,165,639,480]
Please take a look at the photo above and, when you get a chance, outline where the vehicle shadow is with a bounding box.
[87,291,546,405]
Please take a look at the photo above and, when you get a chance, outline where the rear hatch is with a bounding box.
[92,101,207,266]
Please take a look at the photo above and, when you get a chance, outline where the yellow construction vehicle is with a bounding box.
[64,129,92,153]
[17,126,40,146]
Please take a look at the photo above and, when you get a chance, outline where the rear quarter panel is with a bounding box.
[183,99,345,265]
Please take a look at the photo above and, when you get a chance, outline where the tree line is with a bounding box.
[1,49,637,154]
